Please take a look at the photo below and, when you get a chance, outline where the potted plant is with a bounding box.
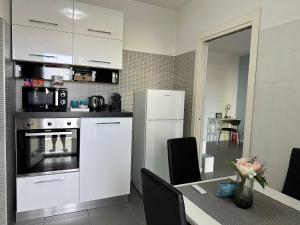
[229,157,267,209]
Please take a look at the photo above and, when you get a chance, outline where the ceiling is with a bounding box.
[209,29,251,55]
[134,0,192,10]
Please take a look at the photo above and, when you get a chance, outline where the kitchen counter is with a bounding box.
[15,111,133,119]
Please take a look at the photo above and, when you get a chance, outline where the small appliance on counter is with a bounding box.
[110,93,122,112]
[22,86,68,112]
[88,96,105,112]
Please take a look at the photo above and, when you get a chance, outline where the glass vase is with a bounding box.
[234,175,254,209]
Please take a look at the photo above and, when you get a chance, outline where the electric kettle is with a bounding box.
[88,96,105,112]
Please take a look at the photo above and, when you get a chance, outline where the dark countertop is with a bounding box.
[15,111,133,119]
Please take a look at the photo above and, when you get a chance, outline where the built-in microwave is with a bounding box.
[22,87,68,112]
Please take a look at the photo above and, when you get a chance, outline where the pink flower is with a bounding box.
[252,161,261,171]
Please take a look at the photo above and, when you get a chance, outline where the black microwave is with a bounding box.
[22,87,68,112]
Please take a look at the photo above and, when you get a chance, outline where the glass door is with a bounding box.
[17,129,79,176]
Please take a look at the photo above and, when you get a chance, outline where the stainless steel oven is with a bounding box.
[16,118,80,177]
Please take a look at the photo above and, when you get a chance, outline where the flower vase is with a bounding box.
[234,176,254,209]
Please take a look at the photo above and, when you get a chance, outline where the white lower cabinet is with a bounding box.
[79,118,132,202]
[17,172,79,212]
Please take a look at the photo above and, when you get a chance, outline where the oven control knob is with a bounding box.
[61,92,66,97]
[60,100,66,105]
[48,122,53,126]
[67,122,71,126]
[25,121,33,127]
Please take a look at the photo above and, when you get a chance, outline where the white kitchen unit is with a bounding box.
[132,90,185,194]
[80,117,132,202]
[17,172,79,212]
[74,1,124,40]
[12,0,73,33]
[73,34,123,69]
[12,25,73,65]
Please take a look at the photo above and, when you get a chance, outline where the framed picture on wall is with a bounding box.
[215,113,222,119]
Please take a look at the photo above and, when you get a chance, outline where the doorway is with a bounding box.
[191,11,261,178]
[202,29,251,178]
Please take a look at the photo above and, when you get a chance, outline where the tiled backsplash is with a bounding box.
[16,50,176,112]
[174,51,196,136]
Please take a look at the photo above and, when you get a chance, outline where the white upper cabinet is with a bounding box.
[74,1,124,40]
[12,0,73,33]
[12,25,73,65]
[73,34,123,69]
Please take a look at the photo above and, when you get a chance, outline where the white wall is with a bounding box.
[176,0,300,54]
[203,51,239,142]
[76,0,178,56]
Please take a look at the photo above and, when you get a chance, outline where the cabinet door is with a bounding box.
[12,25,73,65]
[74,1,123,40]
[73,34,123,69]
[17,172,79,212]
[80,118,132,202]
[12,0,73,33]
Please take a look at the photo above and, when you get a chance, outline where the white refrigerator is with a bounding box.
[132,89,185,194]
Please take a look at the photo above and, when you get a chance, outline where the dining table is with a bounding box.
[175,176,300,225]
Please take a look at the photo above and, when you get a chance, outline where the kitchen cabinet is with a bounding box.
[74,1,124,40]
[73,34,123,69]
[17,172,79,212]
[80,118,132,202]
[12,0,73,33]
[12,25,73,65]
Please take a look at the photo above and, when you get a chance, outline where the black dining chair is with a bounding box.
[141,168,189,225]
[282,148,300,200]
[167,137,201,185]
[218,119,240,144]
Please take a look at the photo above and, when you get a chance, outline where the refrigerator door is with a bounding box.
[146,90,185,120]
[145,120,183,182]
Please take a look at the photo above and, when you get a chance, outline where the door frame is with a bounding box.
[191,10,261,160]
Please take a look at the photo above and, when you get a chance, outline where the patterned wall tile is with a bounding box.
[174,51,196,137]
[0,17,8,225]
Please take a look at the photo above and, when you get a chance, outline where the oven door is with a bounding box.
[22,87,58,111]
[17,129,79,176]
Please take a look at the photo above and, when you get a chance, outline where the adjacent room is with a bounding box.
[0,0,299,225]
[202,29,251,179]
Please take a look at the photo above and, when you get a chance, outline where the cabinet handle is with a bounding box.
[87,28,111,35]
[25,132,72,137]
[29,54,56,58]
[34,177,65,184]
[96,122,120,125]
[88,60,111,64]
[29,19,58,26]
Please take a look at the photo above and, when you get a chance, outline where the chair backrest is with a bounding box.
[167,137,201,185]
[141,168,187,225]
[282,148,300,200]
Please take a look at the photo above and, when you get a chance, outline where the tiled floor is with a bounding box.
[15,186,146,225]
[202,141,243,180]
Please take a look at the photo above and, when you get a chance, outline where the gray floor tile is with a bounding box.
[44,215,91,225]
[15,218,44,225]
[127,187,147,225]
[89,205,138,225]
[44,210,89,223]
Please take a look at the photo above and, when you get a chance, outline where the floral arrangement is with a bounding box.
[229,156,267,188]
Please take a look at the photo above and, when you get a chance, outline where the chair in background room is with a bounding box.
[218,119,240,144]
[207,118,222,142]
[141,168,189,225]
[282,148,300,201]
[167,137,201,185]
